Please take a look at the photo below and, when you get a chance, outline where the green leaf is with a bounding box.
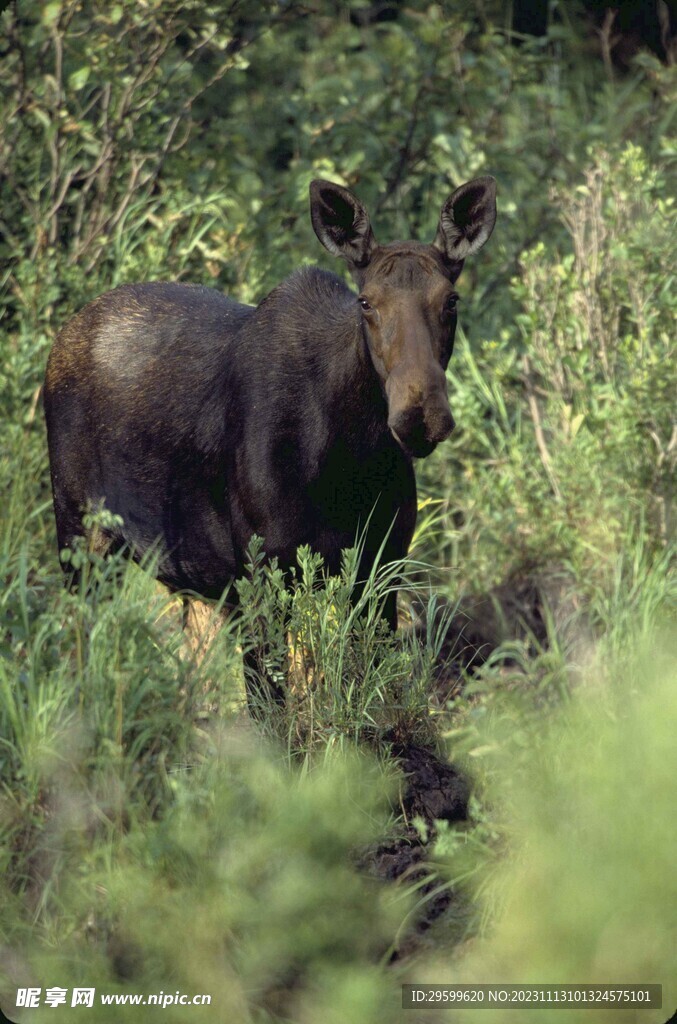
[68,66,90,91]
[41,1,61,26]
[570,413,585,439]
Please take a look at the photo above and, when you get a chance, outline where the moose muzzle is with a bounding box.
[386,363,455,459]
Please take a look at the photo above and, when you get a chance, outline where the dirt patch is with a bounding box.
[358,742,471,957]
[361,571,578,954]
[394,742,470,826]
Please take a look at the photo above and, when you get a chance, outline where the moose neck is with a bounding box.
[243,268,392,457]
[329,302,390,451]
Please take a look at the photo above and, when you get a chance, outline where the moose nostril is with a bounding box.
[428,409,455,443]
[389,406,419,437]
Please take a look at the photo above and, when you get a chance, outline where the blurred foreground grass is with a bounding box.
[429,630,677,1024]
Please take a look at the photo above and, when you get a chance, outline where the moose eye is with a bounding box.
[358,297,372,312]
[444,293,459,315]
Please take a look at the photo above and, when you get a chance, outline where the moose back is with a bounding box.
[44,177,497,701]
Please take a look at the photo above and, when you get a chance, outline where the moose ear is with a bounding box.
[433,176,497,263]
[309,179,376,269]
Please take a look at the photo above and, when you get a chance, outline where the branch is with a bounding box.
[522,355,562,502]
[377,75,430,213]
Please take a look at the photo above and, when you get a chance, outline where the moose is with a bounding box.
[44,176,497,708]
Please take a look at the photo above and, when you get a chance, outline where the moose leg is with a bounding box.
[382,589,399,633]
[181,597,227,660]
[180,593,286,717]
[241,645,287,718]
[351,572,400,633]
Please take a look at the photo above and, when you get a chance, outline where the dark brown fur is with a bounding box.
[44,177,497,708]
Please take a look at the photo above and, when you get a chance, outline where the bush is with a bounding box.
[422,143,675,604]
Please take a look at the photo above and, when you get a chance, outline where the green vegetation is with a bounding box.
[1,2,675,1022]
